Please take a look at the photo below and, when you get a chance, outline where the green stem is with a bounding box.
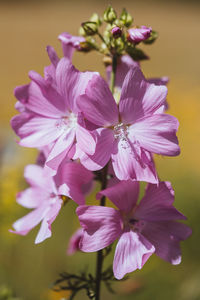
[110,55,117,94]
[95,54,117,300]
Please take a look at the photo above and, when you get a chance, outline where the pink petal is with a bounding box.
[135,182,186,221]
[97,181,139,213]
[58,32,85,59]
[129,114,180,156]
[26,78,64,117]
[78,74,118,126]
[76,205,122,252]
[67,228,84,255]
[142,221,192,265]
[35,200,62,244]
[14,84,29,104]
[78,128,114,171]
[119,67,168,124]
[16,188,46,209]
[55,58,95,113]
[17,116,63,148]
[113,231,155,279]
[45,130,75,174]
[46,45,59,67]
[106,55,140,88]
[55,161,94,205]
[76,123,96,155]
[10,204,47,236]
[111,139,158,183]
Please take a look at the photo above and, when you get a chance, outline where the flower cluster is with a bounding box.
[10,6,191,284]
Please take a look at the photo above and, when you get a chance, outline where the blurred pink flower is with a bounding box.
[77,181,192,279]
[10,162,93,244]
[67,228,84,255]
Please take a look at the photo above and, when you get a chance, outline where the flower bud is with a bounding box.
[90,13,102,26]
[103,6,117,24]
[120,8,133,27]
[143,30,158,44]
[81,22,98,36]
[111,26,122,38]
[127,26,152,44]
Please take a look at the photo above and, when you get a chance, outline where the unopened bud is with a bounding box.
[143,30,158,44]
[81,22,98,36]
[111,26,122,38]
[90,13,102,26]
[127,26,152,44]
[103,6,117,24]
[120,8,133,27]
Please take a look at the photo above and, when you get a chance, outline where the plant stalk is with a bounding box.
[95,55,117,300]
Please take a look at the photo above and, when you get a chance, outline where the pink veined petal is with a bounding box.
[55,58,96,113]
[55,161,94,205]
[111,139,158,183]
[35,200,62,244]
[23,164,55,192]
[46,45,59,67]
[25,79,64,118]
[76,123,96,155]
[76,205,122,252]
[106,55,140,88]
[78,128,114,171]
[135,182,186,221]
[17,116,63,148]
[78,74,118,126]
[148,76,169,86]
[16,188,47,209]
[119,67,168,124]
[10,204,48,236]
[14,84,29,104]
[142,221,192,265]
[58,32,85,59]
[97,181,139,213]
[129,114,180,156]
[113,230,155,280]
[45,130,75,174]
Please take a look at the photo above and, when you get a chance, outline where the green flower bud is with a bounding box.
[79,26,86,36]
[120,8,133,27]
[81,22,98,36]
[143,30,158,44]
[103,6,117,24]
[90,13,102,26]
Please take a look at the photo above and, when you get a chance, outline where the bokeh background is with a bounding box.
[0,0,200,299]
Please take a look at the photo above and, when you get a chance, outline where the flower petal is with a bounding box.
[113,231,155,279]
[76,123,96,155]
[135,182,186,221]
[129,114,180,156]
[119,67,168,124]
[78,128,114,171]
[55,58,96,113]
[111,139,158,183]
[78,74,118,126]
[97,181,139,213]
[142,221,192,265]
[76,205,122,252]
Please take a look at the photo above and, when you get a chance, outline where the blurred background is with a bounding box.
[0,0,200,299]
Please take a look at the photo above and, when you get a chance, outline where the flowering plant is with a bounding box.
[10,6,191,300]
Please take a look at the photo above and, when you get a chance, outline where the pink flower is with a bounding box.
[67,228,84,255]
[127,26,152,44]
[76,181,192,279]
[77,67,179,182]
[58,32,85,60]
[11,54,97,175]
[10,162,93,243]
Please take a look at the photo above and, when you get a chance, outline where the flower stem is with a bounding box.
[95,54,117,300]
